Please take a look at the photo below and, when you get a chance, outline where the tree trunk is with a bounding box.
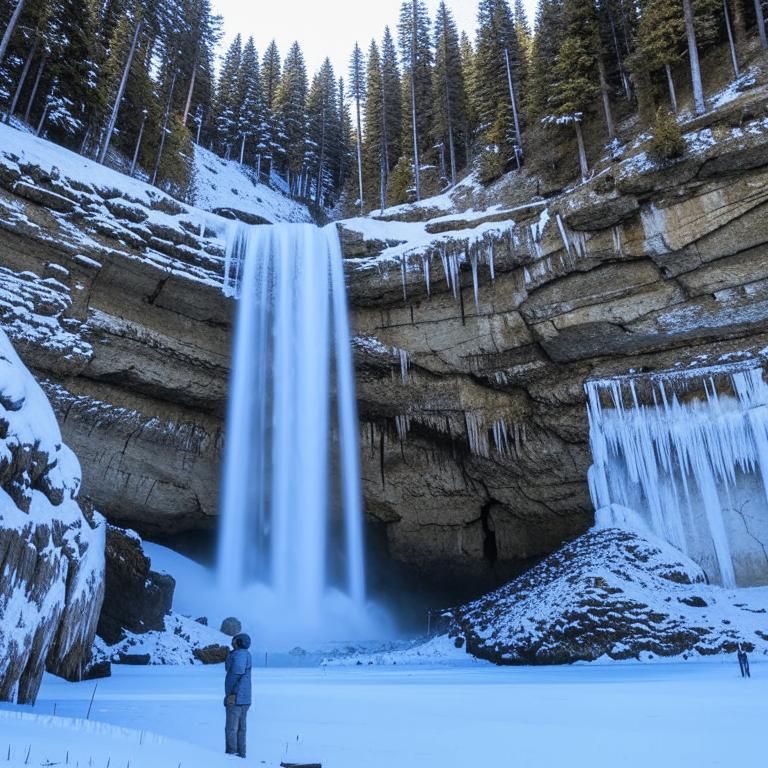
[99,17,143,164]
[665,63,678,114]
[597,55,616,140]
[442,30,457,186]
[380,79,389,211]
[315,101,326,207]
[608,9,632,101]
[23,51,45,124]
[130,114,146,176]
[411,0,421,201]
[682,0,706,115]
[182,50,198,125]
[732,0,747,41]
[36,93,50,136]
[239,133,246,165]
[574,120,589,181]
[151,70,177,186]
[504,47,522,167]
[355,92,364,211]
[0,0,26,66]
[754,0,768,48]
[724,0,740,77]
[5,35,37,124]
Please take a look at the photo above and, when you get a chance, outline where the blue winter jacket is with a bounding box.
[225,633,252,706]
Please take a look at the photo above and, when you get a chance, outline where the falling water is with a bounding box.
[586,364,768,588]
[217,222,366,640]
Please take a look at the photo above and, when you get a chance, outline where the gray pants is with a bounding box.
[225,703,249,757]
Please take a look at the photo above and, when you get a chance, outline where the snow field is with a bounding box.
[1,661,763,768]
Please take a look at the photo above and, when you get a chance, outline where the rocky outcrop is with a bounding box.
[0,126,231,536]
[447,528,768,664]
[343,94,768,592]
[0,329,104,704]
[97,526,175,645]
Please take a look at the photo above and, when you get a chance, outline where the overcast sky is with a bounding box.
[211,0,541,80]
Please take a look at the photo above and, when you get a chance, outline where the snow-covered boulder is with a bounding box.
[449,528,768,664]
[0,329,105,703]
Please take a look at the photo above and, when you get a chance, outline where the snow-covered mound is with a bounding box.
[449,528,768,665]
[191,145,313,224]
[0,329,105,703]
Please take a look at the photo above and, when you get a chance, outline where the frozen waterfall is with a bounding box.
[587,364,768,588]
[217,222,368,642]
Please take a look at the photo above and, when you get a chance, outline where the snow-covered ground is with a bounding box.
[191,145,312,223]
[1,661,762,767]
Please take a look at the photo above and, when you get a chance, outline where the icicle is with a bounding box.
[394,347,410,383]
[492,419,509,457]
[612,225,623,257]
[395,414,411,442]
[400,255,407,301]
[488,245,496,282]
[465,411,490,458]
[422,254,431,297]
[470,251,479,310]
[555,213,571,257]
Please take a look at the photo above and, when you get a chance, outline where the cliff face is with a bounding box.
[342,95,768,592]
[2,95,768,597]
[0,126,231,536]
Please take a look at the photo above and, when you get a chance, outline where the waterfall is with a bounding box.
[586,365,768,588]
[217,222,367,641]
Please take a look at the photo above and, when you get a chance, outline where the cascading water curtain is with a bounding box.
[218,222,365,628]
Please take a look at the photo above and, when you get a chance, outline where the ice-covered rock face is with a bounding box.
[0,329,105,705]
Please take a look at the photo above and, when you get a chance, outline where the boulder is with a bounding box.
[220,617,242,637]
[96,526,175,645]
[193,644,229,664]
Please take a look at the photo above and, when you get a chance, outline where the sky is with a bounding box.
[211,0,541,80]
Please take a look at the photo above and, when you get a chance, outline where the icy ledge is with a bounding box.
[0,328,105,704]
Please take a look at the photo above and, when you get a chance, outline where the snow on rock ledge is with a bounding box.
[449,528,768,665]
[0,329,105,704]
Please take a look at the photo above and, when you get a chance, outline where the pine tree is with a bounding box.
[397,0,432,200]
[362,39,385,210]
[260,40,281,177]
[381,26,402,178]
[474,0,523,172]
[528,0,566,119]
[459,31,478,163]
[305,57,338,206]
[432,1,467,186]
[214,33,242,157]
[236,37,262,165]
[336,75,353,195]
[545,0,604,179]
[348,41,365,210]
[275,40,308,194]
[630,0,686,113]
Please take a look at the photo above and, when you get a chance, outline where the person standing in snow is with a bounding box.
[224,633,253,758]
[737,644,751,678]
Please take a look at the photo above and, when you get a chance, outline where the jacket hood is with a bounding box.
[233,633,251,649]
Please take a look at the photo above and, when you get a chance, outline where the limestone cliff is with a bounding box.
[342,85,768,594]
[1,85,768,599]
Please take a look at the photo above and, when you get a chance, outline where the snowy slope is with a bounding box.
[191,144,313,223]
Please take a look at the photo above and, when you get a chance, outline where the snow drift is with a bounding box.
[0,328,105,703]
